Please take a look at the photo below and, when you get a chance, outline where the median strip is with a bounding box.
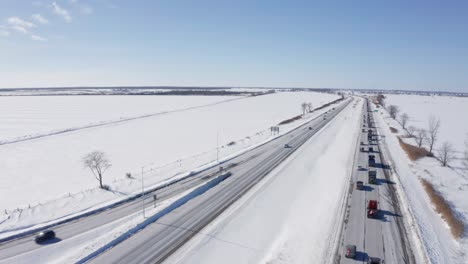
[77,171,232,264]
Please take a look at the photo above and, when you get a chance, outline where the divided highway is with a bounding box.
[0,98,350,263]
[337,98,415,264]
[86,99,352,263]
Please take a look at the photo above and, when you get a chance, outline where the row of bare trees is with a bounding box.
[301,102,313,114]
[382,97,455,167]
[406,115,443,156]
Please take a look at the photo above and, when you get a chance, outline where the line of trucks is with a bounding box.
[346,98,383,264]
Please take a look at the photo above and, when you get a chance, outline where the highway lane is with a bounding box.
[87,99,353,264]
[0,160,238,260]
[339,98,415,264]
[0,98,349,262]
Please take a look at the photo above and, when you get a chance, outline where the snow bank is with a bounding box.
[166,98,361,264]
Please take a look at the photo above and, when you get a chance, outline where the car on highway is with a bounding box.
[34,230,56,244]
[284,144,291,148]
[367,256,382,264]
[356,181,363,190]
[308,127,313,130]
[345,244,356,258]
[367,200,378,218]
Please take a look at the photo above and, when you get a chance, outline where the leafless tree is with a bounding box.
[415,129,426,148]
[376,94,386,107]
[83,151,111,188]
[437,141,456,167]
[301,102,307,115]
[427,115,441,153]
[306,102,313,113]
[407,126,416,137]
[400,113,409,129]
[388,105,400,119]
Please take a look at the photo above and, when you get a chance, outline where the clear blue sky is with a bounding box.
[1,0,467,92]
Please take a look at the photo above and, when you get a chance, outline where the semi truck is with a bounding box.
[367,200,378,218]
[368,170,377,184]
[368,155,376,167]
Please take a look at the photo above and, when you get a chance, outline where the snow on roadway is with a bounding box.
[0,187,197,264]
[372,99,467,264]
[0,92,340,238]
[165,98,362,264]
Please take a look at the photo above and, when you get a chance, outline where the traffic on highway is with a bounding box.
[0,98,351,264]
[338,98,415,264]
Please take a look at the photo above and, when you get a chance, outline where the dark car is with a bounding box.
[308,127,313,130]
[368,257,381,264]
[356,181,364,190]
[35,230,56,243]
[284,144,291,148]
[345,244,356,258]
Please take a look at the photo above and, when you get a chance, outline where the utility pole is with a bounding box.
[141,166,146,218]
[216,131,219,164]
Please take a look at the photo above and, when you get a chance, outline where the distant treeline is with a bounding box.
[0,89,276,97]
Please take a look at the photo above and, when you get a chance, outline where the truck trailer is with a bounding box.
[368,170,377,184]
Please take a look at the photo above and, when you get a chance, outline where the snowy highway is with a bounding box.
[85,100,352,263]
[338,99,415,264]
[0,98,348,263]
[0,96,420,264]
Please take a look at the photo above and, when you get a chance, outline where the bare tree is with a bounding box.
[376,94,386,107]
[407,126,416,137]
[301,102,307,115]
[306,102,313,113]
[427,115,441,153]
[83,151,111,188]
[388,105,400,119]
[400,113,409,129]
[437,141,456,167]
[415,129,426,148]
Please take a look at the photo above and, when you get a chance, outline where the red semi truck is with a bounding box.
[367,200,378,218]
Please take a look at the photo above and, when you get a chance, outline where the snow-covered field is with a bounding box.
[0,92,340,237]
[374,95,468,263]
[0,95,238,143]
[385,94,468,153]
[166,98,362,264]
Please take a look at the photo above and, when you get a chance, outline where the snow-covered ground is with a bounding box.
[0,95,238,143]
[165,98,362,264]
[373,96,467,263]
[385,94,468,153]
[0,92,340,238]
